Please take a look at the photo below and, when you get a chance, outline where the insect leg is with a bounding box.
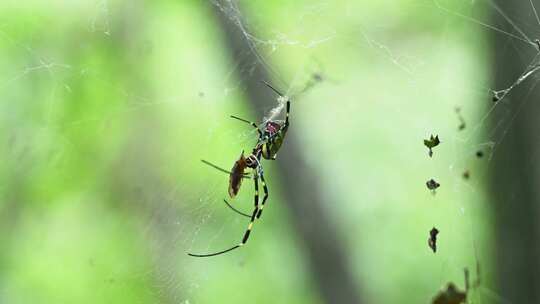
[201,159,250,179]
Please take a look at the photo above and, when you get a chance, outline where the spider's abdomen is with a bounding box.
[261,122,288,160]
[264,121,281,136]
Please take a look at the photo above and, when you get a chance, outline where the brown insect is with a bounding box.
[228,151,248,198]
[201,152,251,197]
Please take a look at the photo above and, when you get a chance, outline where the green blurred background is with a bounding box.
[2,0,534,303]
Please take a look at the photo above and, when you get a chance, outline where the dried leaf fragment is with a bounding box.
[428,227,439,253]
[426,179,440,194]
[432,283,467,304]
[424,135,441,157]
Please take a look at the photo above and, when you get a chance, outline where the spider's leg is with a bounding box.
[223,199,250,218]
[237,174,261,245]
[223,170,268,218]
[187,176,261,258]
[253,174,260,209]
[230,115,263,138]
[284,96,290,127]
[256,171,269,219]
[261,80,284,97]
[261,81,290,127]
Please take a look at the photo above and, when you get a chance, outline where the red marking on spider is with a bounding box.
[265,121,281,135]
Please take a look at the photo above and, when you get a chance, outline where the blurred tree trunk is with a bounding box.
[489,1,540,302]
[211,2,363,304]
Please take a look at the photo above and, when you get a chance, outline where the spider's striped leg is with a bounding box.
[237,174,262,245]
[256,172,269,219]
[284,97,290,126]
[187,175,261,257]
[230,115,263,138]
[230,175,263,249]
[253,174,261,208]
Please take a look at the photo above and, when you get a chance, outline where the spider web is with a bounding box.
[0,0,539,303]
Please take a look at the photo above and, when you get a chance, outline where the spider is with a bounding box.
[189,81,290,257]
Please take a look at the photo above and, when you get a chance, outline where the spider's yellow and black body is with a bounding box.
[189,81,290,257]
[260,119,289,160]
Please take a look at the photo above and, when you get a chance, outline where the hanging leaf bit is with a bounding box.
[424,135,440,157]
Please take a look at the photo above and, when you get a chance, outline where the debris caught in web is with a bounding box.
[426,179,440,194]
[464,268,470,293]
[428,227,439,253]
[491,64,540,103]
[432,283,466,304]
[301,72,325,93]
[466,261,481,289]
[312,72,323,82]
[454,107,466,131]
[424,135,440,157]
[432,264,479,304]
[491,90,504,102]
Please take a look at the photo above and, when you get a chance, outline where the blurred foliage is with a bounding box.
[0,0,495,303]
